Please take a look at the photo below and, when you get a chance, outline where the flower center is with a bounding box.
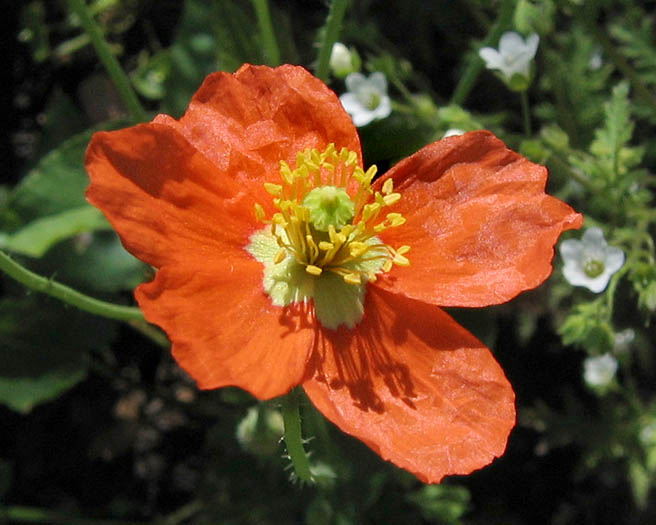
[246,143,410,329]
[583,259,605,278]
[358,88,382,110]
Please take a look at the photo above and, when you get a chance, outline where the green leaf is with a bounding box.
[590,82,633,164]
[0,207,110,257]
[5,121,129,227]
[0,297,114,413]
[29,232,149,294]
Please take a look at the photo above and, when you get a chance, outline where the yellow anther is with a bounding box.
[306,265,323,276]
[319,241,334,251]
[397,245,411,255]
[272,213,287,227]
[343,273,361,285]
[364,165,377,183]
[383,193,401,206]
[349,242,368,258]
[382,178,394,195]
[386,213,406,227]
[264,183,283,196]
[362,203,381,222]
[382,260,393,272]
[373,223,387,233]
[274,249,287,264]
[254,203,266,222]
[393,253,410,266]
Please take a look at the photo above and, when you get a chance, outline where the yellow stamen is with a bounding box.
[306,265,323,276]
[252,143,410,285]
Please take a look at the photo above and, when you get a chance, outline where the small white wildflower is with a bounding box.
[340,72,391,127]
[613,328,635,354]
[559,227,625,293]
[478,31,539,82]
[588,50,603,70]
[443,128,466,138]
[640,422,656,446]
[583,353,618,388]
[329,42,358,78]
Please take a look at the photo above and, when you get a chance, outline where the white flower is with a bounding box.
[588,50,603,70]
[559,227,625,293]
[583,353,618,388]
[443,128,466,138]
[613,328,635,353]
[340,72,391,127]
[330,42,357,78]
[478,31,540,80]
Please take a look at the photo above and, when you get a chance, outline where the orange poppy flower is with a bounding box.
[85,64,582,483]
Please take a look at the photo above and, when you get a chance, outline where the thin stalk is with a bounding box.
[315,0,348,82]
[520,91,532,136]
[252,0,281,66]
[450,0,515,105]
[0,250,143,322]
[280,389,314,483]
[67,0,147,122]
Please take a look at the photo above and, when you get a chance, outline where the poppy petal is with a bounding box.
[303,286,515,483]
[154,64,362,180]
[136,257,316,399]
[86,123,261,268]
[374,131,583,307]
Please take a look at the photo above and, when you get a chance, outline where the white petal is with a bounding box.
[370,95,391,120]
[368,72,388,93]
[478,47,504,69]
[559,239,583,261]
[498,31,526,57]
[583,272,613,293]
[339,92,363,114]
[525,33,540,59]
[582,227,606,246]
[344,72,366,92]
[604,246,625,273]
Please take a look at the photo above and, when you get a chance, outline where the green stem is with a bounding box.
[450,0,515,106]
[128,318,170,348]
[520,90,532,136]
[252,0,281,66]
[315,0,348,82]
[1,505,145,524]
[605,263,630,319]
[280,389,314,483]
[67,0,147,122]
[0,250,143,322]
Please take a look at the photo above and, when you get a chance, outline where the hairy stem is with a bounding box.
[280,389,314,483]
[0,250,143,322]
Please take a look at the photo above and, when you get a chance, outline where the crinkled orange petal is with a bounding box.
[303,285,515,483]
[136,258,316,399]
[374,131,583,307]
[87,123,316,399]
[153,64,362,182]
[86,123,260,268]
